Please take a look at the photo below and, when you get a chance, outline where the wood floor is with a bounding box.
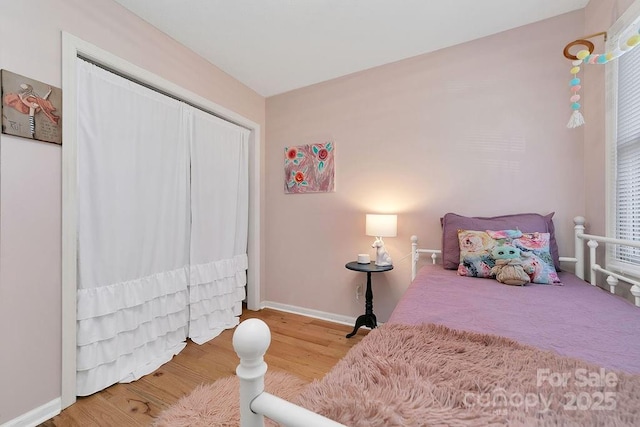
[40,308,367,426]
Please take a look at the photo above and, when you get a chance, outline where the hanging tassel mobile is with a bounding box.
[563,29,640,128]
[567,58,584,128]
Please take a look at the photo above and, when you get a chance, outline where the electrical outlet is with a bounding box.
[356,284,363,301]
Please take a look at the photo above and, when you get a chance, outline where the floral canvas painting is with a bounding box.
[284,142,335,194]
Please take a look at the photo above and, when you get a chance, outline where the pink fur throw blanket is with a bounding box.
[155,324,640,426]
[296,324,640,426]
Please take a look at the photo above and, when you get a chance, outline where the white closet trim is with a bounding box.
[61,32,262,408]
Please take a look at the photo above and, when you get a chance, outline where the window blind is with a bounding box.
[615,44,640,265]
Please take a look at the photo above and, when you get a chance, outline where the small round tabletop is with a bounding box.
[345,261,393,273]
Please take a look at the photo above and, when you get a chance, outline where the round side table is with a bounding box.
[345,261,393,338]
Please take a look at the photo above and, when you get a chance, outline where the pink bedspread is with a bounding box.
[388,264,640,374]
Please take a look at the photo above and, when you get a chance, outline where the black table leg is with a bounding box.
[346,271,377,338]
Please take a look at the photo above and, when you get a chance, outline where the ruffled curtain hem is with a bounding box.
[188,255,247,344]
[77,267,189,320]
[76,257,248,394]
[77,307,189,369]
[77,332,187,396]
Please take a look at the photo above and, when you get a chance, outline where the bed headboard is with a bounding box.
[410,236,440,281]
[411,216,640,307]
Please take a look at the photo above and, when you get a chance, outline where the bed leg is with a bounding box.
[233,319,272,427]
[631,284,640,307]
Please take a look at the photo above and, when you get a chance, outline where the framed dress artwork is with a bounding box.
[1,69,62,144]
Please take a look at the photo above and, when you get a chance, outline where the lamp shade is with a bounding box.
[366,214,397,237]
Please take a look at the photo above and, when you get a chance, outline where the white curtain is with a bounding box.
[76,60,248,396]
[188,109,249,344]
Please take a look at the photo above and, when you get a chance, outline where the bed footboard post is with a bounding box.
[233,319,272,427]
[631,285,640,307]
[587,240,599,286]
[574,216,586,280]
[411,235,418,282]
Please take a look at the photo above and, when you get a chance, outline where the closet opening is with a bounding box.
[61,32,261,408]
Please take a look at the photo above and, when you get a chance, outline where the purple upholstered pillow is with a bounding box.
[441,212,560,271]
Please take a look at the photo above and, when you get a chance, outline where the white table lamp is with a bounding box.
[366,214,397,266]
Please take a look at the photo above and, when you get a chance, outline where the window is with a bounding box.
[606,3,640,277]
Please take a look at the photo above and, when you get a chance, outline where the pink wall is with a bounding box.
[265,12,585,323]
[0,0,264,423]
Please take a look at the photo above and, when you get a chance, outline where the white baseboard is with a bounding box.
[260,301,358,327]
[1,398,61,427]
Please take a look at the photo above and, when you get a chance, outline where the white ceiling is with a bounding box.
[113,0,589,97]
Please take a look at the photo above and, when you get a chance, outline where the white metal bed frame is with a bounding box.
[411,216,640,306]
[232,216,640,427]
